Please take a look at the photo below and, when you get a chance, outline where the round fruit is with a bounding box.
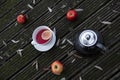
[51,60,63,75]
[66,10,77,21]
[17,14,26,24]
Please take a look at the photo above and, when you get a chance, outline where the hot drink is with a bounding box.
[36,29,52,44]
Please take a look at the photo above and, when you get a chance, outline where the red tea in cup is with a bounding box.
[36,29,52,44]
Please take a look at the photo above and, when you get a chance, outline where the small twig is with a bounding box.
[66,39,73,45]
[11,40,20,43]
[16,49,23,57]
[48,7,52,12]
[27,4,34,9]
[3,40,7,46]
[94,65,103,71]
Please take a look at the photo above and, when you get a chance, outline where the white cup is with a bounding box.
[31,25,56,52]
[31,26,53,45]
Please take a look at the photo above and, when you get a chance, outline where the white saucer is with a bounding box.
[31,26,56,52]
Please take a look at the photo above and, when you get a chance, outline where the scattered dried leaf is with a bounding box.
[11,40,20,43]
[3,40,7,46]
[100,21,112,25]
[68,50,76,56]
[16,49,23,57]
[48,7,52,12]
[61,38,66,44]
[71,58,76,63]
[61,5,66,8]
[60,77,66,80]
[32,60,39,70]
[66,39,73,45]
[0,56,3,59]
[60,45,67,49]
[79,76,82,80]
[27,4,33,9]
[56,39,60,46]
[33,0,36,4]
[112,10,120,13]
[94,65,103,71]
[75,8,84,12]
[15,22,18,26]
[21,10,26,13]
[73,54,82,59]
[35,62,39,70]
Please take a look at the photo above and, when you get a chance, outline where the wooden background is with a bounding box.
[0,0,120,80]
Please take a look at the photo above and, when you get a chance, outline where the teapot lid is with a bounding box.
[79,30,97,47]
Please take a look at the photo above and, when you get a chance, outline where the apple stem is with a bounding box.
[70,13,73,16]
[55,65,58,69]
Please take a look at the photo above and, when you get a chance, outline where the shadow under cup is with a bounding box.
[36,29,52,45]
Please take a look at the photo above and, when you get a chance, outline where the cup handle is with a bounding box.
[31,41,37,45]
[96,43,106,52]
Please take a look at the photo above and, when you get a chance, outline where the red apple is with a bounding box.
[66,10,77,21]
[17,14,26,24]
[51,60,63,75]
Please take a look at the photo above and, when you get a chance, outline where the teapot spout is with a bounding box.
[96,43,107,53]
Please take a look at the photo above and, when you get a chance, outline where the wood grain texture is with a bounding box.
[0,0,120,80]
